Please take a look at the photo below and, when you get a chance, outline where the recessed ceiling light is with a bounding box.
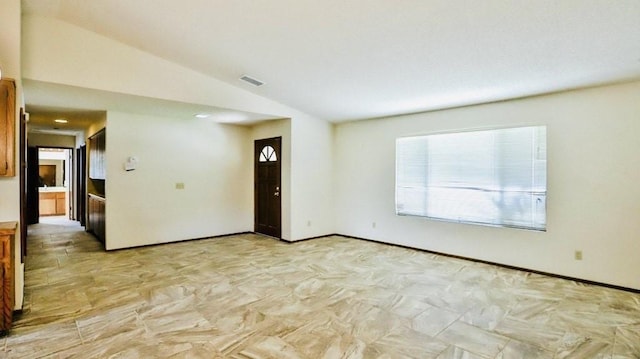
[54,119,68,123]
[194,113,210,119]
[210,112,251,123]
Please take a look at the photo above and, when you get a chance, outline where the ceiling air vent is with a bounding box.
[239,75,265,87]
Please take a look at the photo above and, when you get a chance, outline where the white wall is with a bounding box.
[28,133,76,148]
[0,0,22,220]
[251,119,292,240]
[105,111,252,250]
[86,116,107,139]
[290,115,334,240]
[334,81,640,290]
[0,0,24,310]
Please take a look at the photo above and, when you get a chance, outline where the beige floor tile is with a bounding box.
[496,339,554,359]
[4,321,82,358]
[412,306,461,336]
[436,345,490,359]
[436,321,510,358]
[2,220,639,358]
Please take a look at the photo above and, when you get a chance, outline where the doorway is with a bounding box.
[254,137,282,238]
[27,147,74,222]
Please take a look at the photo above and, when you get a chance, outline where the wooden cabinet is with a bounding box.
[0,79,16,177]
[56,192,66,215]
[39,192,66,216]
[88,194,106,243]
[39,192,56,216]
[89,129,106,180]
[0,221,16,336]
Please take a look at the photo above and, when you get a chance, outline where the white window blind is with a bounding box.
[396,126,547,231]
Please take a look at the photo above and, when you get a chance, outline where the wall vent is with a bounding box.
[239,75,265,87]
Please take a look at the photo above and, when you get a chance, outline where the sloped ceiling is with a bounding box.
[22,0,640,122]
[24,79,277,130]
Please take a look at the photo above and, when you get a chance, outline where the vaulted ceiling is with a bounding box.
[22,0,640,123]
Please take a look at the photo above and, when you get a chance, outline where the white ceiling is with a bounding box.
[22,0,640,123]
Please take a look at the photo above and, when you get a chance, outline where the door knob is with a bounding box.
[274,192,280,196]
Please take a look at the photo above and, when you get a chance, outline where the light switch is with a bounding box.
[175,183,185,189]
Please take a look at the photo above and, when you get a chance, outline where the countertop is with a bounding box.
[0,221,17,235]
[39,187,67,193]
[88,193,106,200]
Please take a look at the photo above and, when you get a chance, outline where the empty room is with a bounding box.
[0,0,639,358]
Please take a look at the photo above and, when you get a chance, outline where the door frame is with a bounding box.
[19,108,26,260]
[254,137,282,238]
[28,146,76,220]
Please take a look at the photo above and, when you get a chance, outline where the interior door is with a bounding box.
[254,137,281,238]
[19,109,26,260]
[66,149,72,219]
[77,145,86,227]
[26,146,39,225]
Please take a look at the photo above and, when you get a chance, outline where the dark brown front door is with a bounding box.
[254,137,281,238]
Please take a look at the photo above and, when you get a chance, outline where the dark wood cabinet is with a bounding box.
[88,194,105,243]
[0,79,16,177]
[89,129,106,180]
[88,129,106,243]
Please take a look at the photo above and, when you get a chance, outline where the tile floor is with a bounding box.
[2,219,639,358]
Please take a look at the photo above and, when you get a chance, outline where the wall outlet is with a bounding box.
[575,250,583,260]
[175,182,185,189]
[307,220,311,227]
[372,222,376,229]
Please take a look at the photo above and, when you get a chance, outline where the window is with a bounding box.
[259,145,278,162]
[396,126,547,231]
